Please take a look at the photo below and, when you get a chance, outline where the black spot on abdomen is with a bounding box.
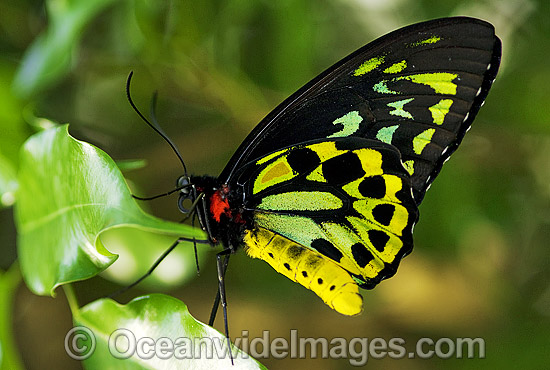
[287,245,304,259]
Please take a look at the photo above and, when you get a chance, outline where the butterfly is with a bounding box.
[133,16,500,343]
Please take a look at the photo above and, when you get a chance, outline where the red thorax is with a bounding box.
[209,185,232,222]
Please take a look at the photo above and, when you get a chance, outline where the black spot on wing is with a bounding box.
[358,175,386,199]
[322,152,365,185]
[368,230,390,252]
[351,243,374,268]
[311,238,343,263]
[372,204,395,226]
[287,148,321,174]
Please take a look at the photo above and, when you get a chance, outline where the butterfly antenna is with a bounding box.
[126,71,188,176]
[132,183,191,201]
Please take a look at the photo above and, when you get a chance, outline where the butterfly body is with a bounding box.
[189,176,250,248]
[178,17,501,316]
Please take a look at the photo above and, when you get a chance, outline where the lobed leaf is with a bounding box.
[15,125,205,296]
[76,294,266,369]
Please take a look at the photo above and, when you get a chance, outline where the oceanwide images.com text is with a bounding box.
[65,327,486,366]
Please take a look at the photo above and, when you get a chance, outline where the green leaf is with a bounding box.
[0,64,28,165]
[15,125,206,296]
[12,0,117,98]
[0,153,17,208]
[115,159,148,172]
[74,294,266,369]
[0,264,24,370]
[0,64,30,208]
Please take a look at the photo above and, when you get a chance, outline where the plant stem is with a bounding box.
[63,284,79,316]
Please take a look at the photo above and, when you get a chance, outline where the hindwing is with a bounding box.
[237,138,418,288]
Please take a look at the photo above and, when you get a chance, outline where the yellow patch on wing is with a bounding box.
[373,72,458,95]
[400,73,458,95]
[383,60,407,74]
[353,56,385,76]
[413,128,436,155]
[429,99,454,125]
[403,160,415,175]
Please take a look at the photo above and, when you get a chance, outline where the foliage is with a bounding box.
[16,125,205,295]
[74,294,265,369]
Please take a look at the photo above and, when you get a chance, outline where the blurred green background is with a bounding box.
[1,0,549,369]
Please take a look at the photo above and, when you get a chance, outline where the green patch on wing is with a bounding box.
[387,98,414,119]
[257,191,343,211]
[255,213,321,248]
[376,126,399,144]
[328,111,363,138]
[373,81,400,95]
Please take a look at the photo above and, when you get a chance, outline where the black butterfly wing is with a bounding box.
[220,17,501,204]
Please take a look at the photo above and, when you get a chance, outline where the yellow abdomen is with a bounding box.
[243,227,363,316]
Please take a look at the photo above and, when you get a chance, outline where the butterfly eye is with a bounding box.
[176,175,194,213]
[177,175,191,194]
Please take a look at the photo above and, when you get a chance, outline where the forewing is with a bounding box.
[221,17,501,204]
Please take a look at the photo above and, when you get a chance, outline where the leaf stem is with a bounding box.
[63,284,80,316]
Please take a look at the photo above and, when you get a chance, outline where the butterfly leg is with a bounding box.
[209,248,234,363]
[107,236,209,298]
[208,249,231,324]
